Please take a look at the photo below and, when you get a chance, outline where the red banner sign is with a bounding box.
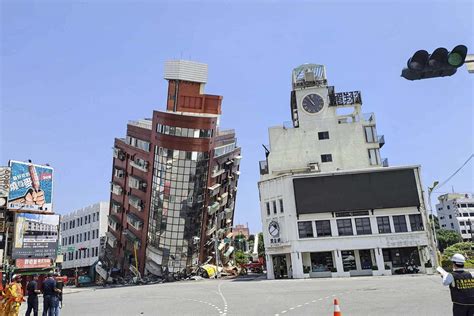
[16,258,51,269]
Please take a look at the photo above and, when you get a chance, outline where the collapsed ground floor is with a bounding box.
[266,245,432,279]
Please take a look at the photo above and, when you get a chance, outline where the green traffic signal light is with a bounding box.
[448,45,468,67]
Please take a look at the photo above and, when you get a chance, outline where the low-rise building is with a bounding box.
[436,193,474,241]
[60,202,109,273]
[258,64,434,279]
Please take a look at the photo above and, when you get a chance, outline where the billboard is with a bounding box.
[7,161,53,212]
[0,167,10,207]
[13,213,59,259]
[16,258,52,269]
[293,168,421,215]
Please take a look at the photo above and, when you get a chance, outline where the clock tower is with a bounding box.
[290,64,331,128]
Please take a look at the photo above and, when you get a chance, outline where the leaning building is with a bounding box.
[258,64,435,279]
[105,60,241,276]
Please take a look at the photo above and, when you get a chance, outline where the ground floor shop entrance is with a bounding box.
[272,255,289,279]
[301,246,427,278]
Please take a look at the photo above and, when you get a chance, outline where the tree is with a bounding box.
[234,250,249,266]
[429,214,440,230]
[441,242,474,270]
[437,229,463,252]
[258,233,265,259]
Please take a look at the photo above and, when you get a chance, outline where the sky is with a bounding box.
[1,0,473,234]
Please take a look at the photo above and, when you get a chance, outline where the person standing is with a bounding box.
[41,274,56,316]
[441,253,474,316]
[1,274,24,316]
[25,275,41,316]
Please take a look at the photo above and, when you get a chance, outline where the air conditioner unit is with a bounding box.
[308,163,320,172]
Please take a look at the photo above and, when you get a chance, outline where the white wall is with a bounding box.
[60,201,109,269]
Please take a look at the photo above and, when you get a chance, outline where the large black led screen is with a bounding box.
[293,169,420,214]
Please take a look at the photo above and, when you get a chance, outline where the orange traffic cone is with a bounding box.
[333,298,342,316]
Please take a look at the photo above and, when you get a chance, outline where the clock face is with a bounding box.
[268,221,280,237]
[302,93,324,114]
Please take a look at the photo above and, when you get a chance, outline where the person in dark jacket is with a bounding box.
[42,273,56,316]
[442,253,474,316]
[26,274,41,316]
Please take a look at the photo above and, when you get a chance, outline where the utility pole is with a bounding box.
[428,181,439,266]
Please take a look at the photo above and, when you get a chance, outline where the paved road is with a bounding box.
[20,274,452,315]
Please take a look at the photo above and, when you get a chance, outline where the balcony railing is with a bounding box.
[329,91,362,106]
[130,160,148,172]
[128,195,143,211]
[206,225,216,236]
[219,192,229,206]
[111,202,123,214]
[111,183,123,196]
[127,213,144,231]
[208,202,220,215]
[123,229,141,248]
[211,168,225,178]
[128,119,152,130]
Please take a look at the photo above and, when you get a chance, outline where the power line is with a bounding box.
[437,154,474,190]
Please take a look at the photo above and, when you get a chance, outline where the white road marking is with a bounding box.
[289,307,294,310]
[318,298,323,301]
[297,305,302,307]
[312,300,316,302]
[304,302,309,305]
[281,310,287,314]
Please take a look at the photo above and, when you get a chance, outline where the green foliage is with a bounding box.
[437,229,463,251]
[429,214,440,229]
[234,250,249,266]
[441,242,474,271]
[258,233,265,258]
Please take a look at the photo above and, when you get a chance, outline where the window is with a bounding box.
[96,229,99,238]
[321,154,333,163]
[463,213,469,217]
[451,223,455,229]
[469,204,474,208]
[298,221,314,238]
[368,148,380,165]
[460,221,465,225]
[447,205,451,210]
[364,126,377,143]
[88,231,91,240]
[409,214,424,231]
[279,199,284,213]
[273,201,277,214]
[318,131,329,140]
[355,218,372,235]
[462,230,467,234]
[393,215,408,233]
[337,219,353,236]
[95,247,99,256]
[470,213,474,217]
[377,216,391,234]
[449,215,453,219]
[88,214,91,223]
[266,202,270,216]
[96,212,99,221]
[315,220,332,237]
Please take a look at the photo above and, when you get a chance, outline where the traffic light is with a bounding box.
[401,45,468,80]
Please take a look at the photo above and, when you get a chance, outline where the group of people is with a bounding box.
[0,273,63,316]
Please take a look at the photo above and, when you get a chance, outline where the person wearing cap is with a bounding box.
[26,274,41,316]
[442,253,474,315]
[1,274,24,316]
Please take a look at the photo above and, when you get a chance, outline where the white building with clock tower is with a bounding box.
[258,64,435,279]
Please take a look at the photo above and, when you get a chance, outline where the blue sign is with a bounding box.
[7,161,53,212]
